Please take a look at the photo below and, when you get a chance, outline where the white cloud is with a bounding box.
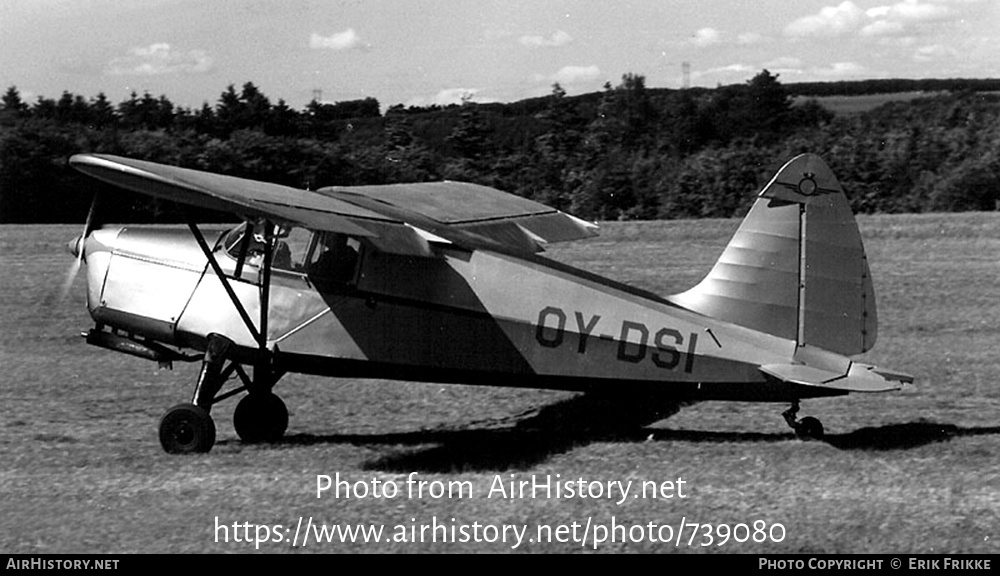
[707,63,754,74]
[860,19,907,36]
[914,43,958,61]
[870,0,949,22]
[737,32,764,45]
[866,5,893,18]
[787,0,956,39]
[811,61,867,76]
[310,29,366,51]
[691,27,722,47]
[785,2,864,37]
[863,0,951,37]
[405,88,498,108]
[764,57,803,70]
[433,88,477,106]
[542,65,602,85]
[691,63,754,83]
[106,43,213,76]
[519,30,572,48]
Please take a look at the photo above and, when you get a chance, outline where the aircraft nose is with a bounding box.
[67,235,83,259]
[67,228,119,264]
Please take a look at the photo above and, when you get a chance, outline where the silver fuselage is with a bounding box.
[80,225,829,401]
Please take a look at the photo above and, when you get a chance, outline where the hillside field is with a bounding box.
[793,91,941,115]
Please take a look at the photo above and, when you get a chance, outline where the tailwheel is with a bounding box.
[233,393,288,444]
[781,400,825,440]
[794,416,825,440]
[159,403,216,454]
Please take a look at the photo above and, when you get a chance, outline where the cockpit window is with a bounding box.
[306,232,361,285]
[222,223,259,256]
[222,223,312,273]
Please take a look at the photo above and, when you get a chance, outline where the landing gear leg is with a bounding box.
[158,334,232,454]
[782,400,825,440]
[192,334,233,410]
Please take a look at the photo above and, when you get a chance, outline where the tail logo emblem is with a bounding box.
[798,173,818,196]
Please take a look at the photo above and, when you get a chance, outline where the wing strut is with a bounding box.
[259,220,273,370]
[183,216,277,391]
[185,219,262,344]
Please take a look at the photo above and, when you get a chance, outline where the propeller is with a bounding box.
[57,193,101,303]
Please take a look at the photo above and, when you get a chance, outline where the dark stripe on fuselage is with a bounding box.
[275,353,845,402]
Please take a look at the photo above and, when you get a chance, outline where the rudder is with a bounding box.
[668,154,876,356]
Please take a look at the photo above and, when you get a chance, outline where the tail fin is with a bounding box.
[668,154,876,356]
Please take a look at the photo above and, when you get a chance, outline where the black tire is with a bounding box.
[159,403,216,454]
[795,416,825,440]
[233,393,288,444]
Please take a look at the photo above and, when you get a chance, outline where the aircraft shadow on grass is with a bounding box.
[240,394,1000,472]
[822,421,1000,451]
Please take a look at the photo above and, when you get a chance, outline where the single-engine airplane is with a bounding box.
[65,152,912,453]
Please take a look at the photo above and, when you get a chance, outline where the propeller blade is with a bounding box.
[56,193,101,304]
[57,256,82,304]
[82,192,101,247]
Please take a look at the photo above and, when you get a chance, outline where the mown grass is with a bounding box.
[1,216,998,553]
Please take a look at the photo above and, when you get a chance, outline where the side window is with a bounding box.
[223,223,262,259]
[273,227,311,272]
[306,232,361,286]
[222,223,312,273]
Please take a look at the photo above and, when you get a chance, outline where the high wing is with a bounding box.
[69,154,382,237]
[69,154,598,256]
[319,182,598,254]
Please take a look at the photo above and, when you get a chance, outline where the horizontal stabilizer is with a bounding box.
[761,349,912,392]
[759,363,844,387]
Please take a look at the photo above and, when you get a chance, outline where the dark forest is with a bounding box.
[2,71,998,223]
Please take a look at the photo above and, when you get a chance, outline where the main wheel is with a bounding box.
[233,393,288,444]
[159,403,216,454]
[795,416,825,440]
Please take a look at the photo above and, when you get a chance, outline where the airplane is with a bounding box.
[65,152,913,454]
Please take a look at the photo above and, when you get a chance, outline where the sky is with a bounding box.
[1,0,997,111]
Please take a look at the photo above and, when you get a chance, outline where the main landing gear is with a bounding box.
[157,217,291,454]
[782,400,825,440]
[158,334,288,454]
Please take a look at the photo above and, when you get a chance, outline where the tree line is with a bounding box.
[785,77,1000,97]
[1,72,998,224]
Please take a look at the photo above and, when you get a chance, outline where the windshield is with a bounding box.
[222,223,313,273]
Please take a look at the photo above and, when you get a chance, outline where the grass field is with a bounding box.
[793,91,942,115]
[1,214,998,554]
